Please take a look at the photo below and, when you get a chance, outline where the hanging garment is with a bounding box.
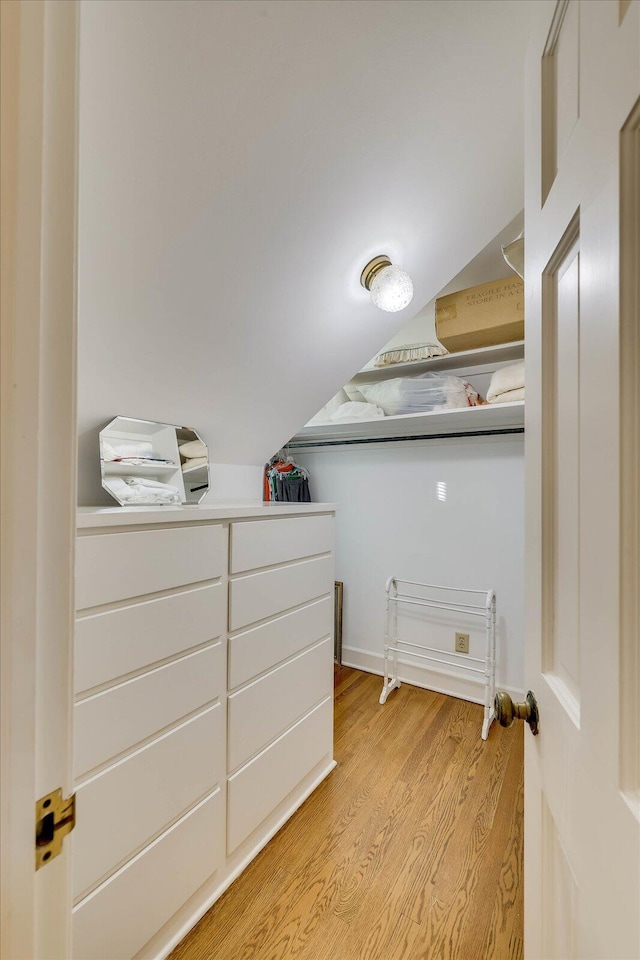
[264,453,311,502]
[276,476,311,502]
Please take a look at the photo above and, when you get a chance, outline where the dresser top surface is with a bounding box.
[77,500,338,529]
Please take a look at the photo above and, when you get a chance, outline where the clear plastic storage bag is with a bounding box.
[358,374,477,416]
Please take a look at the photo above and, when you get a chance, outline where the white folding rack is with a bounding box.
[379,576,497,740]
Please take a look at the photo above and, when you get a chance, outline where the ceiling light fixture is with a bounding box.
[360,255,414,313]
[501,232,525,280]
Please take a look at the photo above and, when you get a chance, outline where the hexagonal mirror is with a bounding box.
[100,416,209,505]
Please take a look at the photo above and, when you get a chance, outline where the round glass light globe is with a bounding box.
[369,264,414,313]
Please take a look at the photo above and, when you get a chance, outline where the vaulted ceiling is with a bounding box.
[77,0,533,501]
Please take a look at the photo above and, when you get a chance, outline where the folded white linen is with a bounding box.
[126,488,181,504]
[105,476,181,504]
[125,477,180,493]
[487,386,525,404]
[105,478,135,499]
[101,439,153,461]
[182,457,208,471]
[306,389,351,425]
[486,360,525,403]
[127,493,181,504]
[105,457,175,466]
[330,401,385,422]
[179,439,207,459]
[343,383,368,403]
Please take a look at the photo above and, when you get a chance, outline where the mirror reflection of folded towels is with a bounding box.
[107,477,181,505]
[179,439,208,472]
[179,439,207,459]
[126,478,179,492]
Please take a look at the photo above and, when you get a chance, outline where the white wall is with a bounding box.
[76,0,532,504]
[297,435,524,701]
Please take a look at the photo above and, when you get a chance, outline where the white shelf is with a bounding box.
[352,340,524,383]
[182,462,208,476]
[288,401,524,447]
[102,461,178,478]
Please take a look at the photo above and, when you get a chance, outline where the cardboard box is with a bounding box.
[435,275,524,352]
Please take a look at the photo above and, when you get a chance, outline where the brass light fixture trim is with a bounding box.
[360,255,392,291]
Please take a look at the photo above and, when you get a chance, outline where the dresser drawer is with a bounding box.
[74,643,223,779]
[73,787,223,960]
[228,639,332,772]
[229,595,332,690]
[227,696,333,854]
[75,582,224,694]
[76,524,227,610]
[73,704,223,899]
[229,554,333,632]
[230,515,333,573]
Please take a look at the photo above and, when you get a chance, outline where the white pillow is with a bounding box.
[330,401,385,422]
[486,360,525,402]
[179,439,207,459]
[306,389,350,425]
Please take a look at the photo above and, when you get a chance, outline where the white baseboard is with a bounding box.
[341,645,524,705]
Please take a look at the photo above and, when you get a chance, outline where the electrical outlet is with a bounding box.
[455,631,469,654]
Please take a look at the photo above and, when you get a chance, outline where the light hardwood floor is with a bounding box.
[170,666,524,960]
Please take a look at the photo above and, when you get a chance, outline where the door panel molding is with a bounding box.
[541,0,580,204]
[541,213,581,726]
[619,96,640,816]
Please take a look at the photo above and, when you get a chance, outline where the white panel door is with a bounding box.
[524,2,639,958]
[0,2,79,958]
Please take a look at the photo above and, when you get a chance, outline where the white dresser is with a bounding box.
[73,503,336,960]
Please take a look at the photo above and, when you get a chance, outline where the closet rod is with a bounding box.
[287,427,524,450]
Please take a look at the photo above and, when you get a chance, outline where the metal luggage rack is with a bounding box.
[379,576,497,740]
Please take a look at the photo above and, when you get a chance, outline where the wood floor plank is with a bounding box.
[331,702,476,928]
[403,725,515,929]
[295,912,352,960]
[230,856,345,960]
[168,667,524,960]
[475,733,524,960]
[169,866,293,960]
[327,701,485,955]
[269,682,450,880]
[414,737,516,958]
